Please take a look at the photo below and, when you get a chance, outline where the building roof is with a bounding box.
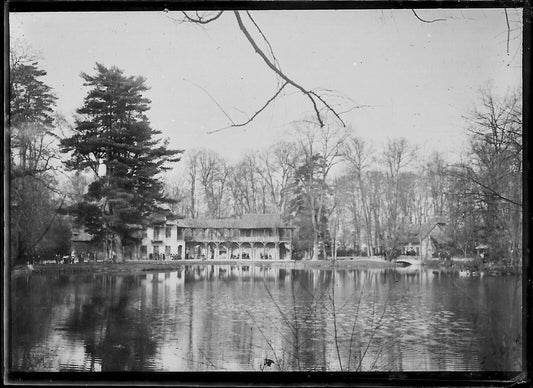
[175,214,294,229]
[400,217,450,245]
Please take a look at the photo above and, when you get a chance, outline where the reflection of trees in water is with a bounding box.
[42,274,158,371]
[10,274,78,370]
[377,271,521,371]
[11,267,522,372]
[77,275,158,371]
[440,276,522,370]
[286,269,329,370]
[245,267,522,372]
[247,268,385,371]
[12,272,177,371]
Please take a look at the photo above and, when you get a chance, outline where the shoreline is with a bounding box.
[10,256,521,277]
[12,257,396,276]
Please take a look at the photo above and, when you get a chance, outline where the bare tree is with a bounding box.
[453,89,522,263]
[289,119,350,260]
[380,138,418,256]
[227,153,262,215]
[197,149,229,218]
[342,136,375,256]
[185,151,200,218]
[165,177,188,217]
[61,171,92,204]
[255,141,297,215]
[423,152,449,216]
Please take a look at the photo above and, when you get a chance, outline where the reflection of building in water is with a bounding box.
[176,265,291,283]
[141,214,295,261]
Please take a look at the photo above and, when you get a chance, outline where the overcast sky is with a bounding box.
[10,8,522,175]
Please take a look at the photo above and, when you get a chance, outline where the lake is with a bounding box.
[9,265,522,372]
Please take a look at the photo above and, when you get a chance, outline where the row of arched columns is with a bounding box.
[176,241,292,260]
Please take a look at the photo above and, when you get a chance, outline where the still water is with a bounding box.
[10,265,522,372]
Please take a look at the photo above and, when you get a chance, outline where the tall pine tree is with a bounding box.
[61,63,182,261]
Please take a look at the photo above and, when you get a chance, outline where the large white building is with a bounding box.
[140,214,295,261]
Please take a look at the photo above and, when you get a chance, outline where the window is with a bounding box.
[165,227,171,238]
[153,245,160,255]
[177,227,182,240]
[141,245,147,254]
[165,245,171,255]
[153,227,160,240]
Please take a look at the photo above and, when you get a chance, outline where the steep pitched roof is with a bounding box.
[400,217,450,245]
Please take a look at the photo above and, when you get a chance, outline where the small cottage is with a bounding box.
[400,217,451,258]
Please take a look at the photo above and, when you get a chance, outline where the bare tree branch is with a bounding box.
[448,166,522,207]
[467,176,522,207]
[181,11,224,25]
[411,10,446,23]
[336,104,377,115]
[246,11,282,75]
[207,81,289,134]
[233,11,345,128]
[173,10,347,130]
[504,8,510,55]
[309,91,347,125]
[184,78,235,125]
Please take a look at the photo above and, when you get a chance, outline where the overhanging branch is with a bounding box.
[233,11,345,128]
[207,81,290,134]
[181,11,224,25]
[504,8,510,55]
[174,10,348,130]
[411,10,446,23]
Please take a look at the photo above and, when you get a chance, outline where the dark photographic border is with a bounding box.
[3,0,530,386]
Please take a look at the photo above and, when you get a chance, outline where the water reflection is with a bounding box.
[10,265,522,371]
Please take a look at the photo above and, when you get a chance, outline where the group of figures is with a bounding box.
[51,251,99,264]
[146,252,276,261]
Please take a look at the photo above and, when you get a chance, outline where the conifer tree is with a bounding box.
[61,63,182,261]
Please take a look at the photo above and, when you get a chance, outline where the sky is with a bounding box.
[9,8,522,178]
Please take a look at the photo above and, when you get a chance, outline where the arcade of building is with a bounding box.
[141,214,295,261]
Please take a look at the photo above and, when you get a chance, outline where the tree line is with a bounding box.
[8,51,522,265]
[164,101,522,264]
